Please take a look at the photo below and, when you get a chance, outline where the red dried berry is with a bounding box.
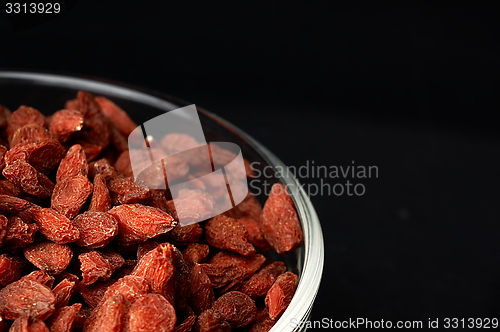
[188,264,214,315]
[195,308,231,332]
[201,251,266,290]
[239,261,287,299]
[213,291,257,328]
[238,218,272,252]
[79,251,113,286]
[89,174,112,212]
[132,243,176,305]
[76,141,103,162]
[109,122,129,152]
[89,158,116,180]
[124,294,177,332]
[265,271,298,319]
[56,144,89,183]
[10,124,52,147]
[0,254,24,288]
[10,316,50,332]
[136,240,160,260]
[107,204,176,245]
[182,243,209,266]
[6,106,45,144]
[107,176,150,205]
[101,275,150,305]
[99,248,125,274]
[21,270,55,288]
[4,139,66,174]
[46,303,82,332]
[95,97,137,136]
[171,189,215,225]
[83,294,127,332]
[29,208,79,244]
[247,307,275,332]
[205,215,256,256]
[51,174,93,219]
[81,112,111,150]
[0,279,56,320]
[52,278,77,309]
[23,239,73,275]
[73,211,118,249]
[2,160,55,198]
[3,216,39,252]
[49,109,84,143]
[235,194,263,221]
[80,279,116,309]
[260,184,303,254]
[170,223,203,246]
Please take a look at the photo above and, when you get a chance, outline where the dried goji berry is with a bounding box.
[88,158,116,181]
[76,141,103,163]
[172,189,215,225]
[46,303,82,332]
[23,239,73,275]
[194,308,231,332]
[2,160,55,198]
[81,112,110,150]
[29,207,80,244]
[238,218,271,252]
[0,279,56,320]
[108,204,176,245]
[10,316,50,332]
[212,291,257,328]
[99,248,125,275]
[205,215,256,256]
[264,271,298,319]
[88,174,112,212]
[188,264,214,315]
[6,106,45,144]
[52,278,77,309]
[95,96,137,136]
[107,176,150,205]
[170,223,203,246]
[21,270,55,288]
[79,251,113,286]
[73,212,118,249]
[83,293,126,332]
[11,124,52,148]
[4,139,65,174]
[201,251,265,291]
[101,275,150,305]
[239,261,286,299]
[260,183,303,254]
[49,109,84,143]
[132,243,176,305]
[80,279,116,309]
[182,243,209,266]
[56,144,89,183]
[173,247,191,313]
[124,294,177,332]
[3,216,38,252]
[0,254,24,288]
[51,174,93,219]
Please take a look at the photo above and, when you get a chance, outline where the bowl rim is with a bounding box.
[0,70,324,331]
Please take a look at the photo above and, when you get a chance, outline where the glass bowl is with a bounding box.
[0,71,324,331]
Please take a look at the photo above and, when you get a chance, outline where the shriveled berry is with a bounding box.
[29,208,80,244]
[0,254,24,288]
[89,174,112,212]
[265,271,298,319]
[73,212,118,249]
[172,189,215,225]
[88,158,116,180]
[49,109,84,143]
[6,106,45,144]
[108,204,176,245]
[107,176,150,205]
[201,251,266,290]
[132,243,176,305]
[52,278,76,309]
[81,112,111,150]
[10,316,50,332]
[205,215,256,256]
[80,279,116,309]
[124,294,177,332]
[21,270,55,288]
[238,218,271,252]
[260,184,303,254]
[4,139,65,174]
[101,275,150,305]
[56,144,88,183]
[3,216,39,252]
[46,303,82,332]
[10,124,52,147]
[195,308,231,332]
[2,160,55,198]
[213,291,256,328]
[99,249,125,274]
[188,264,214,315]
[77,141,102,162]
[23,239,73,275]
[0,279,56,320]
[170,223,203,246]
[83,294,126,332]
[239,261,287,299]
[226,193,262,221]
[95,97,137,136]
[182,243,209,266]
[51,174,93,219]
[79,251,113,286]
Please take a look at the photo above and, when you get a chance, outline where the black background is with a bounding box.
[1,1,500,329]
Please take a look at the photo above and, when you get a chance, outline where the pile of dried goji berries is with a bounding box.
[0,92,303,332]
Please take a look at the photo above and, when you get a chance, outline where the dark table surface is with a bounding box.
[1,2,499,329]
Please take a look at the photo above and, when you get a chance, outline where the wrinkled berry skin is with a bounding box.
[265,271,298,319]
